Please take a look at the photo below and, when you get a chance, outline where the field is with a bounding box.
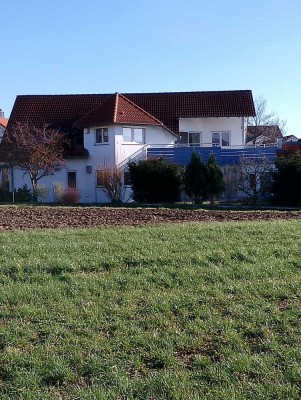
[0,205,300,229]
[0,210,300,399]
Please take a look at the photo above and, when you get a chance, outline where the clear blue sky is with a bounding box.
[1,0,300,136]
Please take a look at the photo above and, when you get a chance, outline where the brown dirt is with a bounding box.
[0,206,300,230]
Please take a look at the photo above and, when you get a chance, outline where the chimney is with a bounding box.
[0,109,4,118]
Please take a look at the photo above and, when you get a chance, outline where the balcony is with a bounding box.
[65,144,89,159]
[146,143,279,166]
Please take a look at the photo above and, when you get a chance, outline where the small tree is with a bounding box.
[0,122,67,201]
[236,156,273,205]
[272,153,301,206]
[206,154,225,204]
[96,165,126,203]
[184,152,208,203]
[128,158,182,203]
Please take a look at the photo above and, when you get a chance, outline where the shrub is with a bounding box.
[14,185,33,203]
[34,184,48,202]
[236,156,274,205]
[61,188,80,203]
[0,190,12,202]
[272,153,301,206]
[184,152,208,203]
[128,158,182,203]
[96,165,126,203]
[53,181,64,202]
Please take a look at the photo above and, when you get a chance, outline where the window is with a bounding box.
[212,132,230,147]
[179,131,201,145]
[67,171,77,188]
[123,127,145,143]
[95,127,108,144]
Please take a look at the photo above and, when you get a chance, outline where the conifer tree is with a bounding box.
[184,152,208,203]
[207,153,225,204]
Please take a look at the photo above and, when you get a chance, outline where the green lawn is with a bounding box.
[0,221,300,399]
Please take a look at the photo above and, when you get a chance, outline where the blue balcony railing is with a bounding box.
[146,143,279,166]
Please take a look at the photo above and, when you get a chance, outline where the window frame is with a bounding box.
[123,126,145,144]
[95,127,109,145]
[179,131,202,146]
[67,171,77,188]
[211,131,231,147]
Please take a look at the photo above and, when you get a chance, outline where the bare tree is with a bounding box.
[0,122,67,201]
[96,165,126,203]
[247,96,287,144]
[223,165,239,203]
[236,155,274,204]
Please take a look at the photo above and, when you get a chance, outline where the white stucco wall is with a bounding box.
[179,117,245,146]
[115,124,176,165]
[11,123,176,203]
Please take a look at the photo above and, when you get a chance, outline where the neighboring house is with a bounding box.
[7,90,258,202]
[282,135,299,142]
[246,125,282,145]
[0,109,8,143]
[0,109,9,190]
[278,138,301,157]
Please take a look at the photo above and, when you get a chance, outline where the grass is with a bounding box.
[0,220,300,399]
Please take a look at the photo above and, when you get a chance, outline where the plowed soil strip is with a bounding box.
[0,207,300,230]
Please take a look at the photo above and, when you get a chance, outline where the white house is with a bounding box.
[6,90,256,202]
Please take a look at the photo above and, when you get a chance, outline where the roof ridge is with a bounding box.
[113,93,119,123]
[15,90,252,97]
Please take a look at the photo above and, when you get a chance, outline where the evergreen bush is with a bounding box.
[184,152,208,203]
[207,154,225,204]
[128,158,182,203]
[272,153,301,206]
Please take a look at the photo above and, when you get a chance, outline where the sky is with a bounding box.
[1,0,300,136]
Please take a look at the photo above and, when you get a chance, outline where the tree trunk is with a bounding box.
[29,175,38,202]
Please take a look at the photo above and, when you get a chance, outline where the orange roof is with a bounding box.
[9,90,255,134]
[73,93,163,128]
[0,117,8,128]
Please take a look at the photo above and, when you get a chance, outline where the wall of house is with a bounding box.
[10,124,176,203]
[179,117,245,146]
[114,125,176,165]
[10,159,101,203]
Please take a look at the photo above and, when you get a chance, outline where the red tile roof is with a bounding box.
[124,90,255,133]
[0,117,8,128]
[74,93,163,127]
[8,90,255,134]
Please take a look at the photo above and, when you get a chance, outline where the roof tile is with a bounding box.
[73,93,163,127]
[8,90,256,134]
[0,117,8,128]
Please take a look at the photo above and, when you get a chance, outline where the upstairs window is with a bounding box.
[212,132,230,147]
[179,132,201,145]
[95,127,108,144]
[123,127,145,144]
